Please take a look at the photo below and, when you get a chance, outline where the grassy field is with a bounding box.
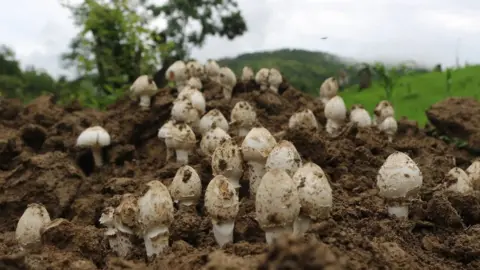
[340,65,480,126]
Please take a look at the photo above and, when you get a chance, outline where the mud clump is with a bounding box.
[0,81,479,269]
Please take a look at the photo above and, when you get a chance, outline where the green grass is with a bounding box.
[340,65,480,126]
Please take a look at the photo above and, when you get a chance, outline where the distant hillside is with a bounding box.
[217,49,429,96]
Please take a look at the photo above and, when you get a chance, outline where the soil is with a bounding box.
[1,79,480,269]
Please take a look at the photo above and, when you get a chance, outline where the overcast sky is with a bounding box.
[1,0,479,78]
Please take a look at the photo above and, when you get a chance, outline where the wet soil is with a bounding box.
[0,80,480,269]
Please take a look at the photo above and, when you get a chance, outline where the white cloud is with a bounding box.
[1,0,478,78]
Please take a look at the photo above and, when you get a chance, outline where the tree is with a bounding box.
[61,0,247,95]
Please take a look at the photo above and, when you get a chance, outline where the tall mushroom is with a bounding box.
[76,126,111,167]
[130,75,158,110]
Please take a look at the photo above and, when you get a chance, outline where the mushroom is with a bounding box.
[186,60,204,79]
[376,151,423,218]
[267,68,282,94]
[171,100,201,131]
[200,127,232,156]
[158,120,175,161]
[292,162,332,236]
[169,165,202,208]
[265,140,302,177]
[255,68,270,91]
[164,123,196,164]
[256,168,300,244]
[349,104,372,127]
[219,67,237,101]
[15,203,51,250]
[241,66,254,82]
[230,101,257,137]
[205,60,220,82]
[378,116,398,142]
[319,77,339,104]
[446,167,473,194]
[186,77,202,90]
[212,139,244,189]
[166,60,188,92]
[176,86,206,115]
[198,109,229,136]
[324,96,347,136]
[137,180,174,257]
[205,175,239,247]
[288,109,319,131]
[373,100,394,125]
[99,206,132,258]
[466,159,480,190]
[130,75,158,110]
[76,126,111,167]
[241,127,277,197]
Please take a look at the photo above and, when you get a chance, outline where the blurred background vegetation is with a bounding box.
[0,0,478,126]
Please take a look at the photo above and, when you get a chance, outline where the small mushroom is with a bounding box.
[324,96,347,136]
[15,203,51,250]
[130,75,158,110]
[288,109,319,131]
[241,127,277,197]
[373,100,394,125]
[205,175,239,247]
[158,120,175,161]
[137,181,175,258]
[446,167,472,194]
[166,60,188,92]
[205,60,220,82]
[265,140,302,177]
[165,123,196,164]
[219,67,237,101]
[255,68,270,91]
[267,68,282,94]
[376,151,423,218]
[378,116,398,142]
[99,206,132,258]
[230,101,257,137]
[292,162,332,236]
[76,126,111,167]
[319,77,339,104]
[349,104,372,127]
[241,66,254,82]
[466,159,480,190]
[198,109,229,136]
[171,100,201,131]
[211,140,244,189]
[200,127,231,156]
[256,168,300,244]
[186,77,202,90]
[176,86,206,116]
[169,165,202,208]
[186,60,204,79]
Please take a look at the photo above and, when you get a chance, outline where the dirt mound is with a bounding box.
[0,80,480,269]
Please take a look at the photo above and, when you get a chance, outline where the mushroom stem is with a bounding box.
[293,215,311,236]
[247,161,267,197]
[238,127,250,137]
[144,227,169,258]
[227,175,241,190]
[222,87,232,101]
[269,85,278,93]
[387,204,408,218]
[91,145,103,167]
[166,147,173,162]
[259,84,268,91]
[178,198,197,208]
[387,135,393,142]
[212,220,235,247]
[265,226,293,245]
[175,149,190,164]
[139,95,151,110]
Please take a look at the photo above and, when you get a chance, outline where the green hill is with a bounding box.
[341,65,480,126]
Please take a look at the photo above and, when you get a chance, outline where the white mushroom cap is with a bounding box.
[241,66,254,82]
[376,151,423,199]
[230,101,257,132]
[99,206,115,229]
[113,194,139,234]
[200,127,232,156]
[255,68,270,85]
[158,120,175,139]
[267,68,282,92]
[350,104,372,127]
[169,165,202,206]
[165,60,187,81]
[446,167,473,194]
[186,77,202,90]
[171,99,201,127]
[137,181,174,234]
[130,75,158,97]
[15,203,51,249]
[255,168,301,229]
[211,140,244,188]
[319,77,339,103]
[176,86,206,115]
[265,140,302,177]
[324,96,347,122]
[241,127,277,163]
[374,100,395,124]
[219,67,237,87]
[76,126,111,148]
[198,109,229,135]
[288,109,318,131]
[186,61,204,79]
[378,116,398,141]
[205,175,239,222]
[292,162,332,220]
[165,122,196,151]
[466,159,480,190]
[205,60,220,79]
